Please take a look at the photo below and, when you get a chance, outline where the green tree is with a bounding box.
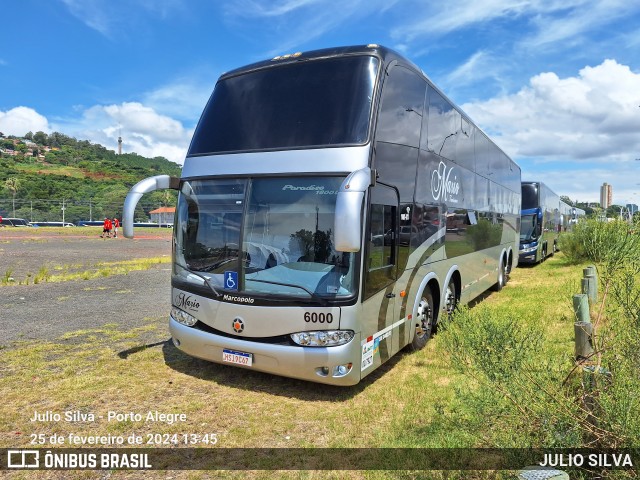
[606,204,623,218]
[4,177,21,217]
[559,195,573,206]
[33,131,48,145]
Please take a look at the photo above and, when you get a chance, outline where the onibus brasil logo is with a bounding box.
[431,161,460,202]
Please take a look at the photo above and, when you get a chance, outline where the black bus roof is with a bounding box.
[219,44,420,81]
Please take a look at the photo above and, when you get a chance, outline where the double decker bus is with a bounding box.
[559,201,585,231]
[519,181,562,264]
[123,45,521,385]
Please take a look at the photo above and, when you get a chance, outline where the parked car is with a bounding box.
[28,221,75,227]
[0,217,31,227]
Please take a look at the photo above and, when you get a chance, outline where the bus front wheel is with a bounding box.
[411,289,435,351]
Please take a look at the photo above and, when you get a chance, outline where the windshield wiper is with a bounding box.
[246,278,329,306]
[175,262,222,298]
[199,258,236,272]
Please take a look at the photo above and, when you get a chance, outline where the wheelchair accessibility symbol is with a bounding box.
[224,271,238,291]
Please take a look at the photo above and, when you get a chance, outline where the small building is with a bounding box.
[149,206,175,225]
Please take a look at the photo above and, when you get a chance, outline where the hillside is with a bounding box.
[0,131,182,224]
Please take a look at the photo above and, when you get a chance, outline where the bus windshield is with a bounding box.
[521,183,539,210]
[174,176,356,302]
[520,213,538,242]
[188,55,379,154]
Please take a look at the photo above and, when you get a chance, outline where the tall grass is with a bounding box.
[437,305,585,448]
[436,218,640,473]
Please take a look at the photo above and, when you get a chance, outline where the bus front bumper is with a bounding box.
[169,317,363,386]
[519,252,537,263]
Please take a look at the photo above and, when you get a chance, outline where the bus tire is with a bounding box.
[504,259,511,284]
[492,261,505,292]
[445,278,458,316]
[411,289,435,351]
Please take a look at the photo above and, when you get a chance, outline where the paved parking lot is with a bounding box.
[0,229,173,346]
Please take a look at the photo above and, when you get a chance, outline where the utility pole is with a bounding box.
[61,199,66,225]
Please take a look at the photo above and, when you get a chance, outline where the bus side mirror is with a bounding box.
[123,175,180,239]
[334,167,373,252]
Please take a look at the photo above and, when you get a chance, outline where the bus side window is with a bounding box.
[364,184,399,299]
[427,88,459,161]
[376,66,425,148]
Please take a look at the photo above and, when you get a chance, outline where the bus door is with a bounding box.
[361,183,401,374]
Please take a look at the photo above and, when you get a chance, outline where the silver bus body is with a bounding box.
[123,45,520,385]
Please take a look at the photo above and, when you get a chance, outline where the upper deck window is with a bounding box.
[521,183,539,210]
[188,56,379,155]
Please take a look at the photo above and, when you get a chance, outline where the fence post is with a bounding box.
[581,265,598,303]
[573,291,594,361]
[572,293,590,323]
[574,321,594,361]
[581,365,612,446]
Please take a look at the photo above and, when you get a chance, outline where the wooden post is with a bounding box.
[581,365,612,446]
[581,266,598,303]
[572,294,590,323]
[574,321,594,361]
[582,276,597,303]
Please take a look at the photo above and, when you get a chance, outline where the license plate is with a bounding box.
[222,349,253,367]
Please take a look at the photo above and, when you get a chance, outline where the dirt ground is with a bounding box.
[0,227,172,279]
[0,228,174,346]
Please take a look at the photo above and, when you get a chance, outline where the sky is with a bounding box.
[1,0,639,207]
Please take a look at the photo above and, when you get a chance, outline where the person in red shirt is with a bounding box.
[101,217,113,238]
[112,218,120,238]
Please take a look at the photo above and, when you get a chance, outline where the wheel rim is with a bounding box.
[445,282,457,315]
[498,263,504,286]
[416,297,433,339]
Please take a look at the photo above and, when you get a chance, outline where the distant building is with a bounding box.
[600,183,613,209]
[149,206,175,224]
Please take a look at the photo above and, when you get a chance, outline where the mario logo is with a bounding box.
[232,318,245,333]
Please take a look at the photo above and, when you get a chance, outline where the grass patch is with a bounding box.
[0,253,629,479]
[1,257,170,287]
[14,162,88,178]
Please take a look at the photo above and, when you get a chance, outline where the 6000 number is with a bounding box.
[304,312,333,324]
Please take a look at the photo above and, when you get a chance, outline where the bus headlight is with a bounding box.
[291,330,354,347]
[171,307,197,327]
[520,243,538,253]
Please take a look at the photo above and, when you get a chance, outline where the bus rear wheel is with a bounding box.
[411,289,434,351]
[445,279,458,316]
[492,261,505,292]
